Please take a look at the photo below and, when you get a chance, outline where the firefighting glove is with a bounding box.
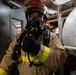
[21,37,40,55]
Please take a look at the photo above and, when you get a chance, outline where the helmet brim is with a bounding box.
[25,7,48,18]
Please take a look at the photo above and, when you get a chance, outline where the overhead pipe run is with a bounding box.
[48,6,75,21]
[61,7,75,14]
[48,16,67,23]
[3,0,21,9]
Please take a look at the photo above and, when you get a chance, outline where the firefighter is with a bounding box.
[0,0,67,75]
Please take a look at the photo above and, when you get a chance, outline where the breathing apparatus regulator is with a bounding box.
[11,0,51,66]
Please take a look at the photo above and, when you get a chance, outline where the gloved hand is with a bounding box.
[21,37,40,55]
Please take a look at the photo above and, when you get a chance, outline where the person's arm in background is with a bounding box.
[0,34,20,75]
[37,32,67,71]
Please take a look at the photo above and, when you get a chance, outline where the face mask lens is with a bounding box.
[28,11,43,21]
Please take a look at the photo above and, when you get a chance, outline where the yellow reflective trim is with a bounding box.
[18,56,39,62]
[39,46,50,62]
[18,46,50,63]
[0,68,8,75]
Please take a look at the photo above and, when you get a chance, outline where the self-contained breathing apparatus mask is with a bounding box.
[25,12,47,40]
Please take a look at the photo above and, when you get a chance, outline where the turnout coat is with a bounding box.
[0,32,67,75]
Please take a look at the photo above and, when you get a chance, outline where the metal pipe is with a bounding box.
[64,46,76,50]
[7,0,21,8]
[48,6,75,19]
[61,7,75,14]
[48,16,67,23]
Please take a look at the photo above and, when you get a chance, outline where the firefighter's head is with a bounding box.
[24,0,49,39]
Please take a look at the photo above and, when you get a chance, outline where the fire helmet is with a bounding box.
[25,0,48,19]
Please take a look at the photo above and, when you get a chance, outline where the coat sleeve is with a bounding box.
[37,32,67,71]
[0,34,20,75]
